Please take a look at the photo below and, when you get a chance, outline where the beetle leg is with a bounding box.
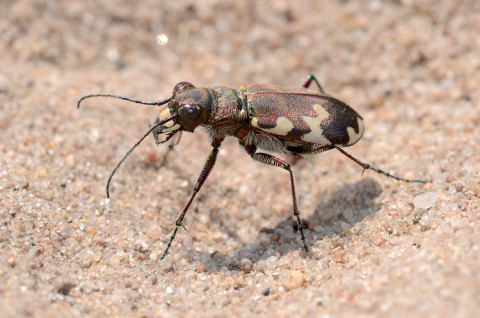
[245,147,309,253]
[160,138,223,260]
[303,74,325,94]
[334,145,426,183]
[159,131,183,168]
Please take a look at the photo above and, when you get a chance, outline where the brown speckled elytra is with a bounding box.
[78,75,425,260]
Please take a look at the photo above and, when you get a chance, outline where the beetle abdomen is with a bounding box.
[248,93,364,147]
[319,97,364,146]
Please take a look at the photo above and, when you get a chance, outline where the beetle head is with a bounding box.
[153,82,212,143]
[77,83,214,198]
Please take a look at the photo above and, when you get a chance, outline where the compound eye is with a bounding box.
[178,104,201,123]
[173,82,195,94]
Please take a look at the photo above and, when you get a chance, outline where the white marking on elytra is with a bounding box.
[251,116,294,136]
[301,104,331,144]
[346,117,364,145]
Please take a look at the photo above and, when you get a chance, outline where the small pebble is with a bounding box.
[239,258,253,273]
[146,225,162,240]
[388,237,400,246]
[151,274,158,285]
[90,252,101,262]
[284,270,305,290]
[419,215,430,227]
[262,287,270,296]
[438,219,454,236]
[0,74,8,93]
[455,183,464,192]
[333,250,342,263]
[260,227,275,234]
[38,169,47,178]
[160,259,173,273]
[270,234,280,242]
[375,235,384,246]
[76,181,85,192]
[66,154,75,168]
[196,262,206,273]
[414,192,437,209]
[43,191,54,201]
[414,209,427,217]
[134,242,149,252]
[86,226,98,235]
[308,219,321,230]
[449,216,468,231]
[7,251,15,267]
[58,283,75,295]
[314,225,323,233]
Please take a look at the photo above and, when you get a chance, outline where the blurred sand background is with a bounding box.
[1,0,480,317]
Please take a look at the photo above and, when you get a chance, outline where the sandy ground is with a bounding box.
[1,0,480,317]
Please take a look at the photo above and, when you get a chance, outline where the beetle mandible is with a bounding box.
[78,75,425,260]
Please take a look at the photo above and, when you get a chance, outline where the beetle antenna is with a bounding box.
[334,145,426,183]
[77,94,172,109]
[106,114,178,198]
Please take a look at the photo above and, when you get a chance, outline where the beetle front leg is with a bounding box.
[245,147,309,253]
[159,131,183,168]
[160,138,223,260]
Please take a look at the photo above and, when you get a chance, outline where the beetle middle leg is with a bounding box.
[160,138,223,260]
[244,145,309,253]
[303,74,325,94]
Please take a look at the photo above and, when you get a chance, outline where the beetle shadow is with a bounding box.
[192,177,382,271]
[306,177,382,240]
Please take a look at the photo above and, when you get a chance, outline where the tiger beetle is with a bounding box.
[78,75,425,260]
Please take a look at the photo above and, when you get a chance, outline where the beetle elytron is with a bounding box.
[78,75,425,260]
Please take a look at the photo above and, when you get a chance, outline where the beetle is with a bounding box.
[78,75,425,260]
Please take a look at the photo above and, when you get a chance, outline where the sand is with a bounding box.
[1,0,480,317]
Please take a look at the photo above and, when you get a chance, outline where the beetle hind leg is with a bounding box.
[245,146,309,253]
[334,145,426,183]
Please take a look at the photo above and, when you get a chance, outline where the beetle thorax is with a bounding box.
[203,86,247,136]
